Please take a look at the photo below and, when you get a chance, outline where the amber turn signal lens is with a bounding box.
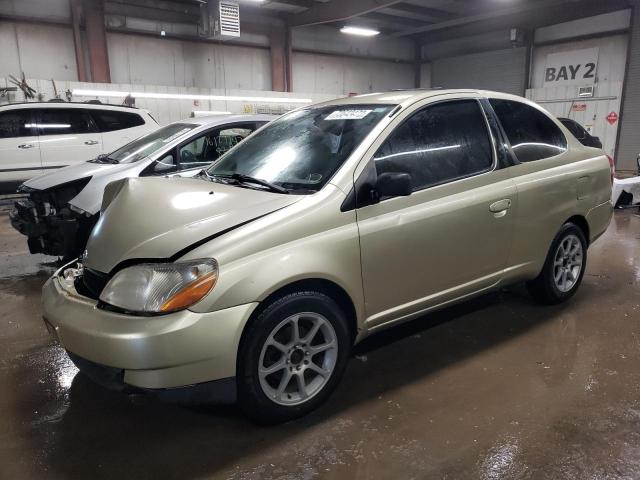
[160,271,217,313]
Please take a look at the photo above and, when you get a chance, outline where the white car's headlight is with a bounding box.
[99,259,218,314]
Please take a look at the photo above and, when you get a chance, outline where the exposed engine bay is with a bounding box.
[10,177,96,259]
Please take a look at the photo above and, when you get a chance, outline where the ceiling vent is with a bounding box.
[199,1,240,39]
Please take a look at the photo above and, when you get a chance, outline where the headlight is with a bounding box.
[99,259,218,314]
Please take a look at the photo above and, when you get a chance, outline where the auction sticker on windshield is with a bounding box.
[325,110,372,121]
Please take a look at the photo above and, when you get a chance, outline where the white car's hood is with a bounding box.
[23,161,132,191]
[84,176,301,273]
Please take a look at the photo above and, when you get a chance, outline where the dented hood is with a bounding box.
[84,176,301,273]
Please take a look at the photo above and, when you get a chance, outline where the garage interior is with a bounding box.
[1,0,640,478]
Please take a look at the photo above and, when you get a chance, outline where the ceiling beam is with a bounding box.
[289,0,406,27]
[401,0,475,14]
[416,0,631,44]
[378,4,453,23]
[362,11,428,31]
[388,0,580,37]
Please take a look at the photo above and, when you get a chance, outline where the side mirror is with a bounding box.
[375,172,412,199]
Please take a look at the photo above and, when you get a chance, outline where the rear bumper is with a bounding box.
[586,200,614,244]
[42,264,258,390]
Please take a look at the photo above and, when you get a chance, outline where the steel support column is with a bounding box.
[84,0,110,83]
[70,0,87,82]
[270,28,287,92]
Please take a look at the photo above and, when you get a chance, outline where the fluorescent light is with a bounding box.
[340,26,380,37]
[191,110,232,117]
[72,89,313,104]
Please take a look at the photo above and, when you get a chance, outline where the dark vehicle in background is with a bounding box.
[559,117,603,149]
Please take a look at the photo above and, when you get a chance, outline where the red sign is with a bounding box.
[607,112,618,125]
[571,103,587,112]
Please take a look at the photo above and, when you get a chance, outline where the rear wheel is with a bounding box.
[527,223,587,304]
[237,291,351,424]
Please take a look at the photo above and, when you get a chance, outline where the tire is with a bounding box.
[237,291,351,424]
[526,223,587,305]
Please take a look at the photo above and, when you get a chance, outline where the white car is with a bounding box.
[10,114,276,260]
[0,102,158,191]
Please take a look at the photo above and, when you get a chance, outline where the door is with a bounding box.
[36,108,102,170]
[0,108,41,186]
[356,99,517,329]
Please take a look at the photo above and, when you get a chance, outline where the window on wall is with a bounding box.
[490,99,567,163]
[373,100,494,192]
[0,110,34,138]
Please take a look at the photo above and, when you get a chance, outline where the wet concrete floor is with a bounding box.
[1,210,640,479]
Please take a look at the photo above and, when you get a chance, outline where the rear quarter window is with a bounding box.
[490,99,567,163]
[91,110,145,132]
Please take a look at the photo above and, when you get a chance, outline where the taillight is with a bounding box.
[606,155,615,184]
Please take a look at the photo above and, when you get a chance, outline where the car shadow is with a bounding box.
[15,280,588,480]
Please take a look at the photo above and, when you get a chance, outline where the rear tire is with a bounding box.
[527,223,587,305]
[237,291,351,424]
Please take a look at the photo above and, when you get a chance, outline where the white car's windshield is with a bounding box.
[205,105,395,193]
[106,123,197,164]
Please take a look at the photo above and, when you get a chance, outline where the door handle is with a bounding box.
[84,140,99,145]
[489,199,512,213]
[18,143,34,149]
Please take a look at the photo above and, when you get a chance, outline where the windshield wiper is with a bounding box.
[208,173,289,194]
[90,154,118,164]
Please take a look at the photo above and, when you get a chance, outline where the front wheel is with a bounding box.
[237,291,351,424]
[527,223,587,304]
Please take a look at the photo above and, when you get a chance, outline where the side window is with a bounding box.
[36,109,96,135]
[560,119,586,140]
[177,124,255,171]
[0,110,34,138]
[91,110,145,132]
[373,100,494,192]
[144,153,177,175]
[490,99,567,163]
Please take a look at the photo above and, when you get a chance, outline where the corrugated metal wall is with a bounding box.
[618,6,640,172]
[430,48,527,95]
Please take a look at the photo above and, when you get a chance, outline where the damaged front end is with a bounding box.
[10,177,96,259]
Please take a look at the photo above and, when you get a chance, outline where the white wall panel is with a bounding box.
[0,22,77,81]
[528,35,628,161]
[292,52,414,95]
[531,35,628,89]
[107,33,272,90]
[0,77,336,125]
[431,48,527,95]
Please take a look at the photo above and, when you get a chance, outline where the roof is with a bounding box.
[313,89,532,108]
[178,114,279,127]
[0,102,141,112]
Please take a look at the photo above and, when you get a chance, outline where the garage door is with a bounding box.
[431,47,527,96]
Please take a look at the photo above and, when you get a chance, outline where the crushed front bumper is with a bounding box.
[42,264,258,397]
[10,197,94,258]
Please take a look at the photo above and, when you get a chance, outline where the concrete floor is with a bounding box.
[1,211,640,480]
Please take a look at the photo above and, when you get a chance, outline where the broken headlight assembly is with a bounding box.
[98,259,218,314]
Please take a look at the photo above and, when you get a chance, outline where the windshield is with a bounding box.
[108,123,197,164]
[206,105,394,193]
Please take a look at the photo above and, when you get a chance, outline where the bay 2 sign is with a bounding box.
[544,48,599,87]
